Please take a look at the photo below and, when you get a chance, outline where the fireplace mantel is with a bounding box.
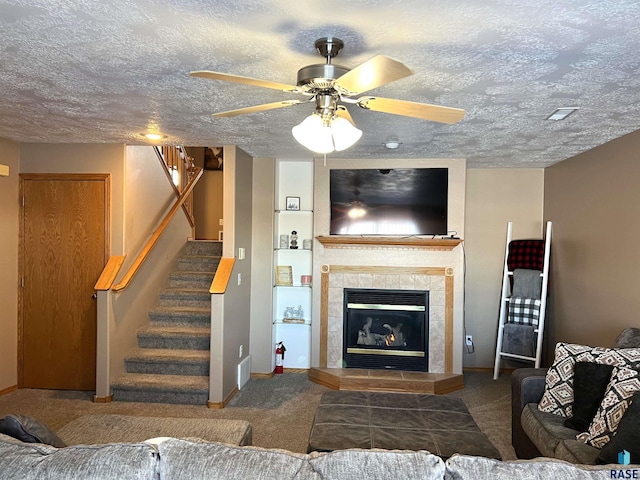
[316,236,462,250]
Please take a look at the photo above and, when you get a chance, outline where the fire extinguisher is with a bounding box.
[275,342,286,374]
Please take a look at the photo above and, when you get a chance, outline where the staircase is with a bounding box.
[111,240,221,405]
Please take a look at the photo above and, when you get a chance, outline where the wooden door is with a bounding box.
[20,174,109,390]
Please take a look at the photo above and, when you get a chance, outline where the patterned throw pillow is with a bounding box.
[585,366,640,448]
[538,343,640,417]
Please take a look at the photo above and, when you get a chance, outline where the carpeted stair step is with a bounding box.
[169,271,215,289]
[111,373,209,405]
[148,306,211,327]
[124,348,210,376]
[112,239,221,406]
[177,254,220,273]
[137,325,211,350]
[158,288,211,308]
[185,240,222,257]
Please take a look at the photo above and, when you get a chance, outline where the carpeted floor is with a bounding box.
[0,370,516,459]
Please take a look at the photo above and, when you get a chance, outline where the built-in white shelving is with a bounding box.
[272,160,313,369]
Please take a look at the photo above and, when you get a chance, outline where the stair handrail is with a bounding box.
[154,146,198,228]
[210,257,236,294]
[94,256,126,290]
[112,167,204,292]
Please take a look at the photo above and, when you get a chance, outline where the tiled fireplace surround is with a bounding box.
[314,239,462,376]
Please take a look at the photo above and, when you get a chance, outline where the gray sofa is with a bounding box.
[511,328,640,463]
[0,434,628,480]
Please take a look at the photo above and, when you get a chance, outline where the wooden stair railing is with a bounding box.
[210,257,235,294]
[94,256,126,291]
[154,146,198,228]
[112,167,204,292]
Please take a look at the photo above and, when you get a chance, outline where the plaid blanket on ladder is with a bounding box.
[508,297,541,326]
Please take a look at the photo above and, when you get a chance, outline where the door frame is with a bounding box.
[18,173,110,388]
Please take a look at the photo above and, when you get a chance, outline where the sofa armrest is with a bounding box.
[511,368,548,459]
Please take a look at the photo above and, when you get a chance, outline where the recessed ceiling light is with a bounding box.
[383,137,402,149]
[141,132,166,141]
[546,107,579,121]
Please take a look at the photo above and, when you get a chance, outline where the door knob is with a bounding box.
[91,293,97,300]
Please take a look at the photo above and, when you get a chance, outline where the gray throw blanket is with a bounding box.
[512,269,542,299]
[502,323,535,357]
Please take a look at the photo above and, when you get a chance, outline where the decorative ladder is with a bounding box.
[493,221,552,379]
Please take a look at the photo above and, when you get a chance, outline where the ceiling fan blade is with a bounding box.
[335,55,413,95]
[357,96,465,124]
[190,71,299,93]
[212,100,303,117]
[335,106,356,125]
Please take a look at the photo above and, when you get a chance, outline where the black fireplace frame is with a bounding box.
[342,288,429,371]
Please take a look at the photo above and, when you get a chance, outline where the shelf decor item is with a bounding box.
[283,305,305,323]
[286,196,300,211]
[303,239,312,250]
[279,234,289,249]
[275,266,293,286]
[290,230,299,249]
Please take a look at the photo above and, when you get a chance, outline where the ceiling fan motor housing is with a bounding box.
[297,64,350,91]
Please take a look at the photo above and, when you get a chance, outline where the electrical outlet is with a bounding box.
[465,335,473,346]
[239,345,243,358]
[237,273,242,285]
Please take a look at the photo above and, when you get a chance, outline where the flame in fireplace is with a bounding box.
[385,333,396,346]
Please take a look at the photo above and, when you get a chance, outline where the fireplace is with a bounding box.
[343,288,428,371]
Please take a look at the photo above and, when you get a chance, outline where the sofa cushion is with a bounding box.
[0,439,158,479]
[0,415,66,448]
[563,362,614,432]
[538,343,640,417]
[445,454,627,479]
[520,403,580,458]
[613,328,640,349]
[553,439,600,465]
[309,448,445,480]
[585,366,640,448]
[598,391,640,464]
[157,438,316,480]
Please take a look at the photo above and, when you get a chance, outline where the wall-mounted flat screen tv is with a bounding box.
[329,168,448,236]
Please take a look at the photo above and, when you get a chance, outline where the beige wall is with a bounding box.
[210,146,254,403]
[196,171,223,240]
[0,138,20,391]
[464,169,544,368]
[249,158,276,373]
[544,130,640,357]
[190,147,224,240]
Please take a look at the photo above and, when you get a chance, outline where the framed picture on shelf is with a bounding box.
[285,196,300,211]
[275,265,293,286]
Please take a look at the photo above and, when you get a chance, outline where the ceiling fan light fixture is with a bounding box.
[292,114,362,153]
[330,116,363,151]
[292,114,334,153]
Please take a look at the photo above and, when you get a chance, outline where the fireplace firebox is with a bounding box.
[343,288,428,371]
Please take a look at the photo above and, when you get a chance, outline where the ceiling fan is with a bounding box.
[190,37,465,153]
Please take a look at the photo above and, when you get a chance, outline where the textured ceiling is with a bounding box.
[1,0,640,167]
